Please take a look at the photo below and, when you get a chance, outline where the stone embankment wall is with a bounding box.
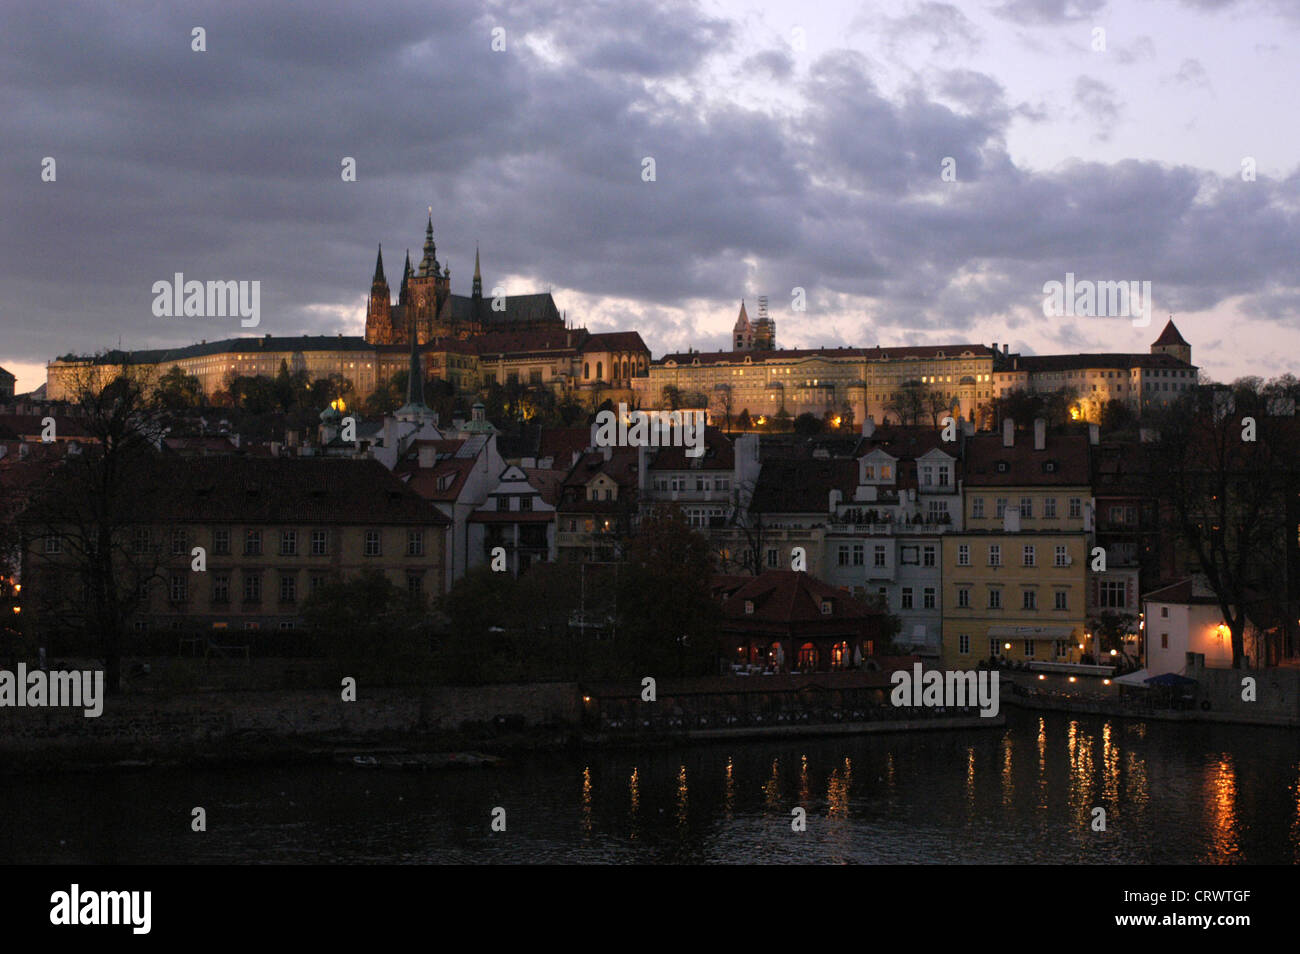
[0,683,581,751]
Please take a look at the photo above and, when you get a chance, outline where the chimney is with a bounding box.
[637,445,649,491]
[1033,418,1046,451]
[991,341,997,356]
[1002,417,1014,448]
[862,414,876,438]
[1088,423,1099,445]
[601,444,612,462]
[418,445,436,468]
[1003,343,1009,355]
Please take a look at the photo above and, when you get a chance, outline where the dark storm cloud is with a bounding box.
[1,0,1298,371]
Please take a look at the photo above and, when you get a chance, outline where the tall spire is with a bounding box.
[372,244,386,284]
[399,249,412,306]
[419,213,437,278]
[472,245,482,298]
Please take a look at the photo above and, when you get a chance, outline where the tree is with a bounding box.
[155,364,202,410]
[736,409,753,431]
[1099,398,1136,433]
[661,385,682,411]
[617,505,720,676]
[712,384,735,433]
[20,359,167,694]
[301,568,432,679]
[793,412,823,435]
[1144,386,1299,667]
[884,380,927,425]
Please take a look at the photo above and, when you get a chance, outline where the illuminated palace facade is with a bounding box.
[47,217,649,408]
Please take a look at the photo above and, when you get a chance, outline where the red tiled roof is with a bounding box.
[579,331,649,354]
[720,570,881,627]
[963,432,1090,486]
[1151,319,1189,347]
[657,344,994,366]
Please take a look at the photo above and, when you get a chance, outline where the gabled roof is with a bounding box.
[646,427,735,470]
[578,331,648,354]
[750,458,856,514]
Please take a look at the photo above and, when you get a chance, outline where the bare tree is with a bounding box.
[21,358,167,694]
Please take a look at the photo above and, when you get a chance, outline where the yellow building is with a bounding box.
[941,531,1089,666]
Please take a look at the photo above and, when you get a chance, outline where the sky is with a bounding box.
[2,0,1298,395]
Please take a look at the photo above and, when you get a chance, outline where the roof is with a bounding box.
[23,456,448,526]
[657,344,995,366]
[1006,352,1194,373]
[1142,578,1221,605]
[750,458,857,514]
[646,427,735,470]
[719,571,880,626]
[578,331,648,354]
[0,413,91,439]
[963,431,1090,486]
[1151,319,1189,348]
[536,427,592,465]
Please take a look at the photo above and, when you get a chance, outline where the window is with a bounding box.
[923,545,936,568]
[134,529,151,554]
[1161,633,1168,648]
[838,545,851,567]
[408,573,423,596]
[278,621,296,631]
[244,530,262,556]
[1024,639,1036,658]
[1054,591,1068,610]
[280,530,297,556]
[972,498,985,519]
[901,546,919,565]
[852,544,864,566]
[279,574,296,603]
[311,529,328,556]
[923,587,936,609]
[1160,606,1169,618]
[1022,590,1037,610]
[365,530,381,556]
[744,600,754,615]
[244,621,260,632]
[212,574,230,604]
[1022,545,1036,567]
[1019,497,1033,519]
[820,600,832,615]
[989,639,1001,658]
[957,544,970,566]
[520,496,532,512]
[1100,580,1126,609]
[670,476,685,492]
[957,587,970,608]
[169,574,187,602]
[996,498,1008,518]
[988,544,1001,567]
[1069,497,1082,518]
[901,588,914,609]
[1043,498,1057,519]
[958,633,970,654]
[243,573,261,602]
[988,588,1002,609]
[766,548,779,568]
[171,529,187,556]
[408,530,424,556]
[310,574,326,593]
[1054,545,1068,567]
[873,546,886,568]
[44,535,61,554]
[928,500,948,520]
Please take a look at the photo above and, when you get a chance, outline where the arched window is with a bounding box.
[831,641,850,670]
[622,359,629,380]
[797,642,818,672]
[584,362,590,379]
[596,361,603,380]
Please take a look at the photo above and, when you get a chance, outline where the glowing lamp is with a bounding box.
[1216,623,1229,639]
[1003,642,1011,650]
[1068,676,1077,683]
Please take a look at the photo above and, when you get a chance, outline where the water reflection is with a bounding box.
[581,766,592,835]
[763,758,781,812]
[1202,755,1239,862]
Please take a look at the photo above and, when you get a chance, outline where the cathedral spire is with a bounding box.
[472,245,482,298]
[399,249,412,306]
[372,245,386,285]
[419,213,438,278]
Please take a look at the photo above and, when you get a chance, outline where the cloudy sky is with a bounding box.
[2,0,1298,394]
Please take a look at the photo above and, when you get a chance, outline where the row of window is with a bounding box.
[152,569,427,604]
[951,586,1070,610]
[956,543,1070,567]
[653,476,732,492]
[956,635,1071,658]
[971,497,1083,520]
[123,528,427,558]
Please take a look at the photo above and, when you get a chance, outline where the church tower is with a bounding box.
[364,245,395,344]
[408,214,452,343]
[733,300,753,351]
[752,296,776,351]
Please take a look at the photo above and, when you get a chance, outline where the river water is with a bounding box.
[4,709,1299,864]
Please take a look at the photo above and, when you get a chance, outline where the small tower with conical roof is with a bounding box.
[1151,317,1191,365]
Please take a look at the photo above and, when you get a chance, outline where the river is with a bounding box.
[4,709,1299,863]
